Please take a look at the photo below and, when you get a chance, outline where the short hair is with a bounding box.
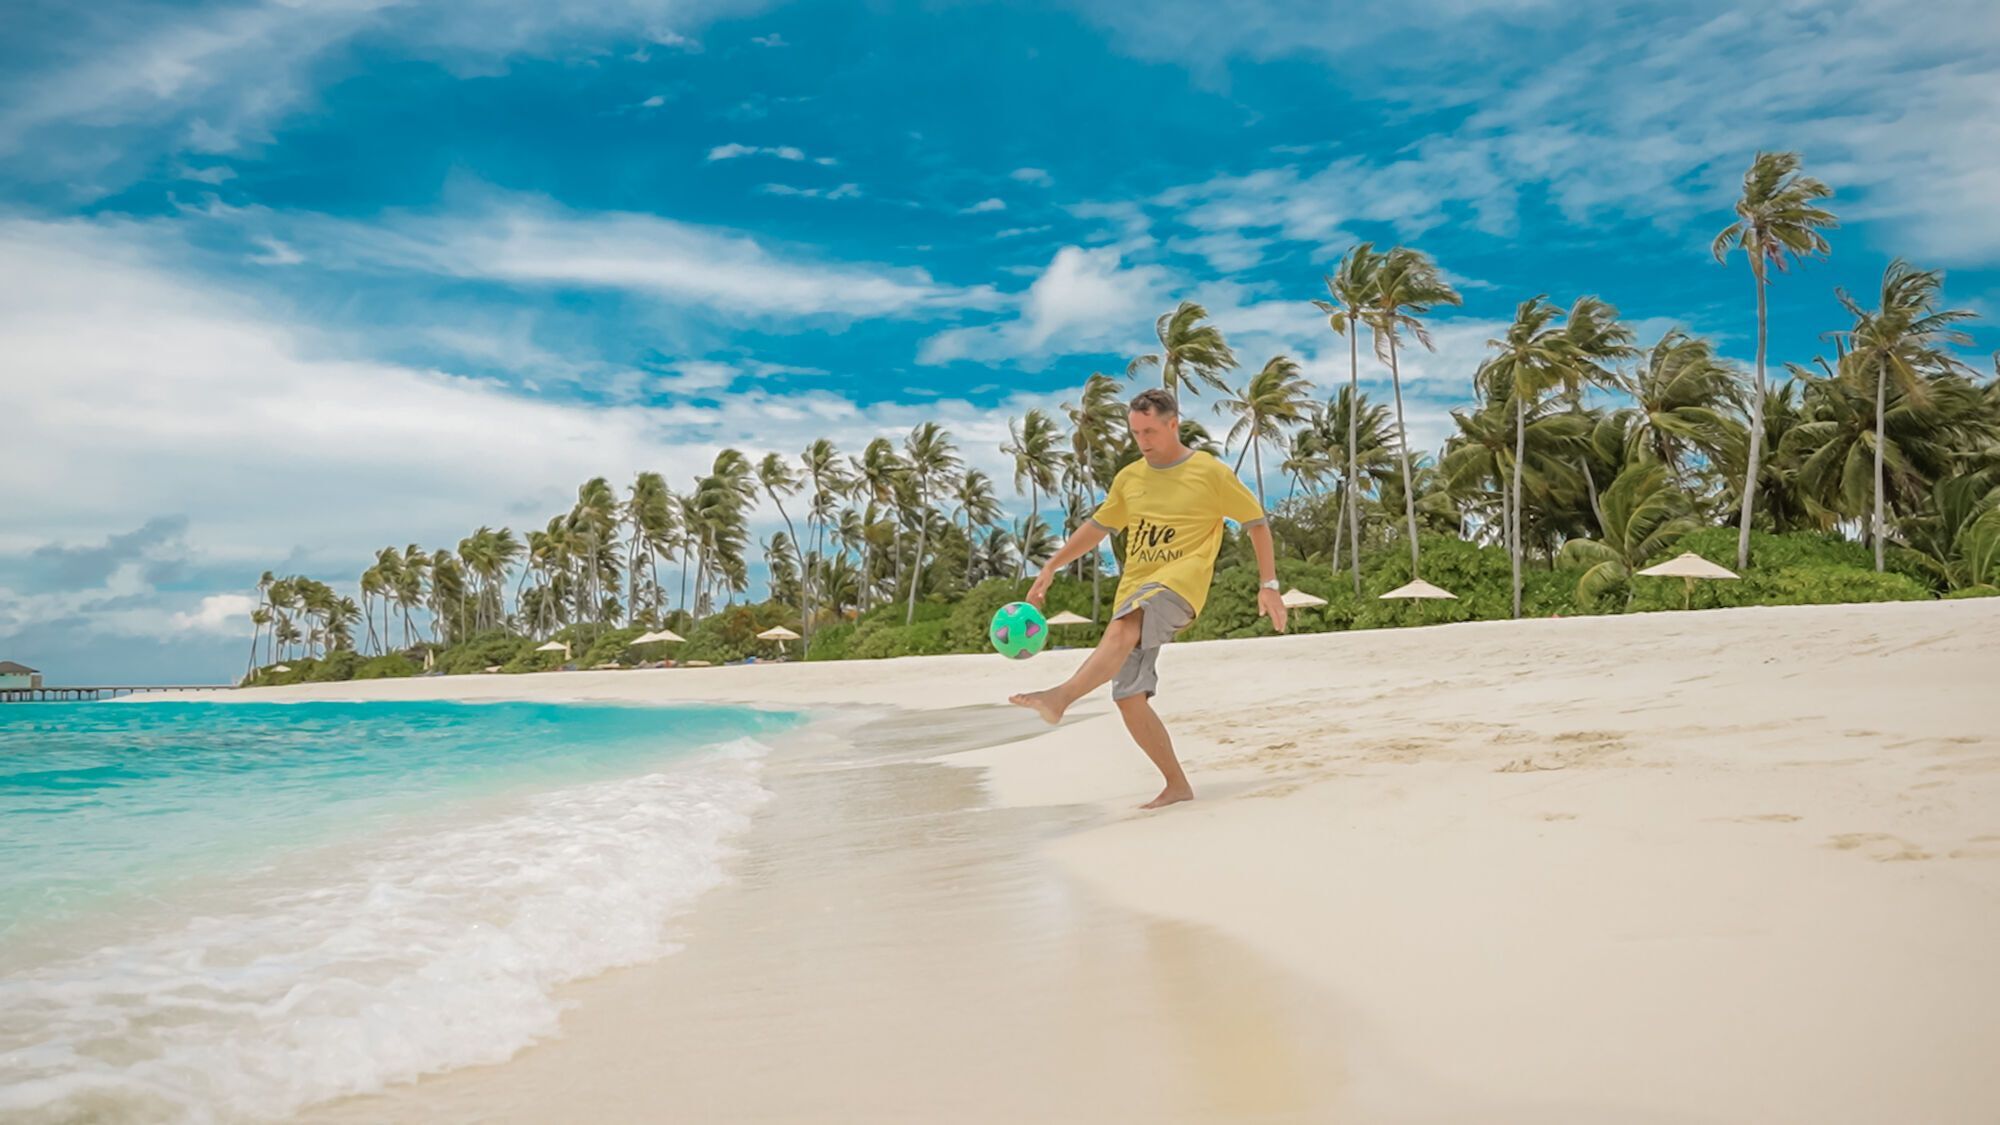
[1128,388,1178,418]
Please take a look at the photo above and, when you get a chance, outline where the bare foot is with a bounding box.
[1008,689,1067,725]
[1139,785,1194,810]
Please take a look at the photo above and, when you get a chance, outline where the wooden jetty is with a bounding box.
[0,685,228,703]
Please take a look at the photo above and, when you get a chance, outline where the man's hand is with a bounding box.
[1258,586,1288,633]
[1025,567,1055,609]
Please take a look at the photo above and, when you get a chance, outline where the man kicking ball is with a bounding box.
[1010,387,1288,808]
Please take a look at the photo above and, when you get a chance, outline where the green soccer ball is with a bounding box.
[989,601,1050,660]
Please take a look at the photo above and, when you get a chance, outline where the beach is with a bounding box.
[222,599,1997,1121]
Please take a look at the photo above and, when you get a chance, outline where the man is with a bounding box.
[1009,387,1288,809]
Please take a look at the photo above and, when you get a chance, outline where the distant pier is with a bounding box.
[0,685,227,703]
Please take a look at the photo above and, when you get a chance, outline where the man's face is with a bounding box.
[1128,408,1179,462]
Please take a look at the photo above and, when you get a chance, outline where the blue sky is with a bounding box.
[4,0,1998,684]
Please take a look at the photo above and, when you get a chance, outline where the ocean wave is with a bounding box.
[0,737,775,1123]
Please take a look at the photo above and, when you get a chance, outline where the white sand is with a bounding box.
[242,599,2000,1122]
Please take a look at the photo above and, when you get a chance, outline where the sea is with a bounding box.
[0,698,802,1123]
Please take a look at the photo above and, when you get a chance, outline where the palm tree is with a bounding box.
[395,546,430,646]
[900,422,961,624]
[952,468,1002,586]
[569,478,619,623]
[975,527,1017,585]
[1441,395,1593,553]
[1557,459,1701,605]
[1063,372,1126,615]
[1127,300,1237,410]
[328,596,361,652]
[1712,150,1837,568]
[1477,295,1635,616]
[247,570,275,675]
[690,450,755,614]
[1829,260,1979,570]
[1365,245,1463,580]
[757,453,813,639]
[799,439,848,626]
[1001,408,1065,579]
[1784,346,1992,556]
[849,439,904,612]
[1473,296,1564,613]
[1315,243,1384,594]
[1899,471,2000,592]
[1620,328,1745,490]
[1222,355,1314,508]
[622,473,674,625]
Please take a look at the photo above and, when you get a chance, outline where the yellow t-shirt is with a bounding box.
[1088,450,1267,617]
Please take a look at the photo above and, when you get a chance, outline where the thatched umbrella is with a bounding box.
[1636,552,1740,610]
[756,625,800,658]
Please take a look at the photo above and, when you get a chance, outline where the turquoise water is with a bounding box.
[0,698,803,1122]
[0,700,798,938]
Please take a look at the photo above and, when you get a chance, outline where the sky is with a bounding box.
[3,0,1998,684]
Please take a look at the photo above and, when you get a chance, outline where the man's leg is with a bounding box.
[1007,610,1143,725]
[1116,693,1193,809]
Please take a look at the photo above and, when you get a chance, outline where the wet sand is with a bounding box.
[299,707,1354,1123]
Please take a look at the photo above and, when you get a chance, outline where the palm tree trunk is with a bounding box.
[1347,327,1364,596]
[1512,395,1526,619]
[770,495,813,643]
[1874,355,1888,573]
[905,489,928,626]
[1253,437,1266,510]
[1735,270,1769,570]
[1579,458,1603,535]
[1015,485,1038,580]
[627,533,640,627]
[1386,334,1422,578]
[1330,483,1348,580]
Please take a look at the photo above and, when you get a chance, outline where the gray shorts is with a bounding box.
[1109,584,1196,701]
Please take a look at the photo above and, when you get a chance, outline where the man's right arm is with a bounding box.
[1026,522,1109,606]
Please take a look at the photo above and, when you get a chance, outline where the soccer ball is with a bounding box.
[989,601,1050,660]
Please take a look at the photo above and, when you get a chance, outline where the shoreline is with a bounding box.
[161,599,2000,1119]
[299,704,1358,1123]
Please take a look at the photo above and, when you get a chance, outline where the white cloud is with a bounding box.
[761,182,862,201]
[1164,230,1271,273]
[961,197,1007,214]
[918,245,1172,365]
[259,192,991,318]
[248,236,303,265]
[995,225,1053,239]
[0,0,770,186]
[0,217,1073,662]
[1010,167,1053,186]
[171,594,259,635]
[1101,0,2000,262]
[639,94,666,108]
[175,163,236,184]
[707,142,824,163]
[750,33,787,47]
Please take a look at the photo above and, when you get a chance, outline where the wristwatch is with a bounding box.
[1261,579,1280,592]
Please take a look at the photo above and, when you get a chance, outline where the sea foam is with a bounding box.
[0,737,774,1123]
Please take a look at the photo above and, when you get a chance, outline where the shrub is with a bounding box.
[353,654,421,680]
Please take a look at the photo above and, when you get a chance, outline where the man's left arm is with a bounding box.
[1213,467,1287,633]
[1246,522,1287,633]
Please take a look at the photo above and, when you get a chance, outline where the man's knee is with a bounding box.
[1105,610,1144,648]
